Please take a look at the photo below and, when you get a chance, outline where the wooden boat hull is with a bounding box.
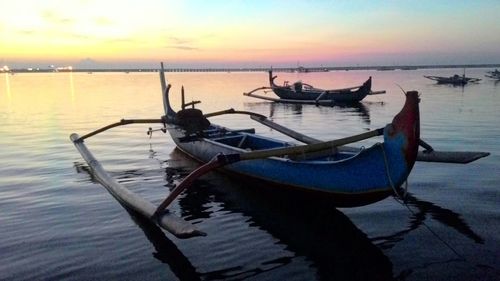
[269,71,372,103]
[273,80,371,103]
[167,125,413,207]
[271,86,370,102]
[166,91,419,207]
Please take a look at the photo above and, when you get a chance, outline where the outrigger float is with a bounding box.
[70,63,489,238]
[244,70,386,105]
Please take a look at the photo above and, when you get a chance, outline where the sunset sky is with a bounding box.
[1,0,500,68]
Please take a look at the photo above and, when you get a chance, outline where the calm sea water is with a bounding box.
[0,69,499,280]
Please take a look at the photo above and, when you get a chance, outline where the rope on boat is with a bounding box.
[379,143,406,202]
[379,143,467,262]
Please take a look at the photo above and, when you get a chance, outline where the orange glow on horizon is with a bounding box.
[2,1,499,67]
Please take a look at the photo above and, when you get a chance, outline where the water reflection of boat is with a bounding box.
[243,100,373,125]
[168,148,394,280]
[371,193,484,250]
[269,102,304,116]
[335,102,371,125]
[125,208,202,281]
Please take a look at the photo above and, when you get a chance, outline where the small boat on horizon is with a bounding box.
[485,69,500,80]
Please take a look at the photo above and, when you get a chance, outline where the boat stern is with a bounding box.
[362,76,372,92]
[268,69,279,87]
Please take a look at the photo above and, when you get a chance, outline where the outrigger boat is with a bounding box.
[244,70,385,105]
[485,69,500,80]
[70,63,489,238]
[424,74,481,85]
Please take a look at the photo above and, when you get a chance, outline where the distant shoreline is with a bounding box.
[3,63,500,73]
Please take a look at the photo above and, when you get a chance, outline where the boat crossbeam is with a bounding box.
[243,86,274,96]
[76,118,165,142]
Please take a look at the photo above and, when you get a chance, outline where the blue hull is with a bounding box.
[168,123,411,207]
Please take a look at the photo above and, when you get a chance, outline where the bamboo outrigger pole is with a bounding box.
[71,133,205,238]
[75,119,164,142]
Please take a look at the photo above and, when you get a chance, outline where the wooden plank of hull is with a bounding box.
[70,133,205,238]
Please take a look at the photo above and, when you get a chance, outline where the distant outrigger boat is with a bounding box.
[424,74,481,85]
[244,70,385,105]
[485,69,500,80]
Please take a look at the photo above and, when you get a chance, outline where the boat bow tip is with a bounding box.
[389,90,420,167]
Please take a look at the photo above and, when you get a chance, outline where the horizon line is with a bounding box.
[3,63,500,73]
